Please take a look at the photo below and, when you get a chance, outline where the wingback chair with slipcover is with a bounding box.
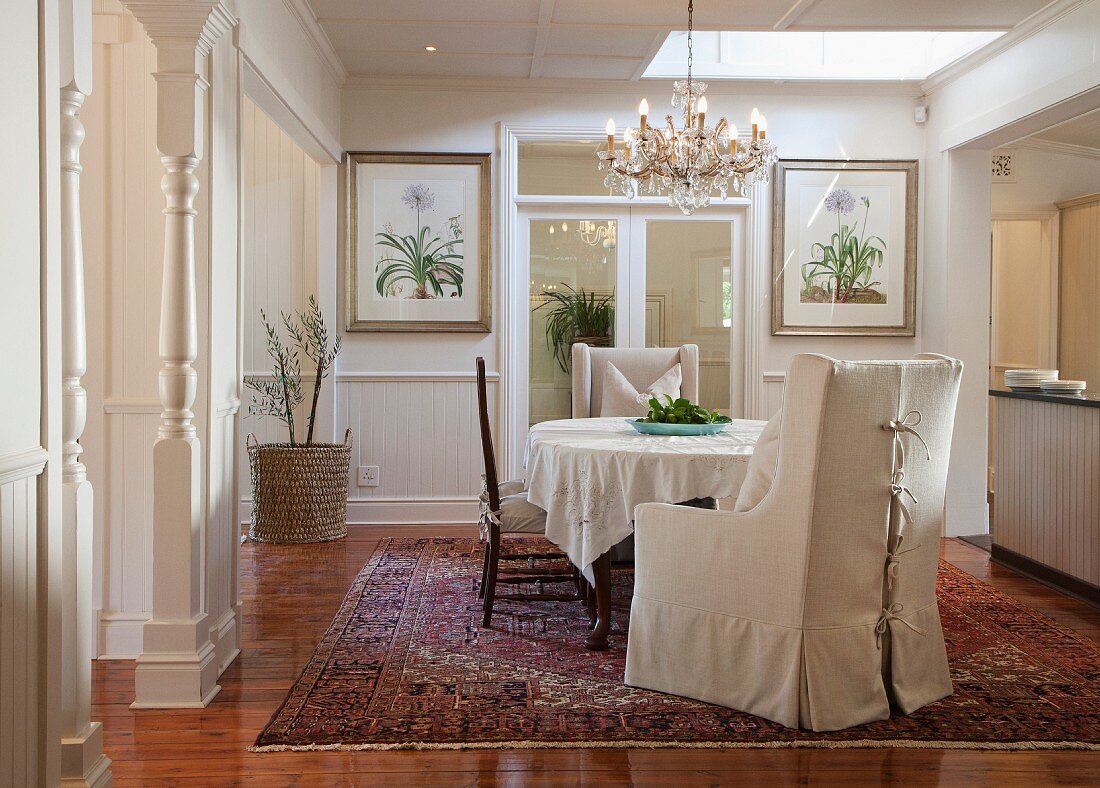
[571,342,703,560]
[571,343,700,418]
[624,353,963,731]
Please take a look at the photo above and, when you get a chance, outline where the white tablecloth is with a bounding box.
[524,417,765,582]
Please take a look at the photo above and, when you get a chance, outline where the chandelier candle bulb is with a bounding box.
[759,113,768,140]
[697,96,707,131]
[606,118,616,152]
[639,98,649,130]
[751,107,761,140]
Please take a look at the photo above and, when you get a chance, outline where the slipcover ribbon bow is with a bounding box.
[889,469,919,529]
[883,410,931,469]
[884,531,923,591]
[875,603,926,648]
[478,476,503,542]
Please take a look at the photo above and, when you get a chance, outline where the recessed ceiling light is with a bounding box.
[424,45,437,52]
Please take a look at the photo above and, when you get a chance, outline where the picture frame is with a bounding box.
[346,151,491,332]
[772,159,917,336]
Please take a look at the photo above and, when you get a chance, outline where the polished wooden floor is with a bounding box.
[92,529,1100,786]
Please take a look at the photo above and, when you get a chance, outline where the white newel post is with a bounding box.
[60,0,112,783]
[121,0,231,709]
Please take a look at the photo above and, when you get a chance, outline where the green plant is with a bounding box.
[640,395,731,425]
[375,183,464,299]
[245,296,341,446]
[801,190,887,304]
[375,225,464,299]
[534,284,614,373]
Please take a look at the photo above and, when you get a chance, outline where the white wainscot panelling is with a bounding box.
[0,447,47,785]
[206,400,242,674]
[762,373,785,419]
[97,403,158,659]
[337,372,500,524]
[241,94,320,374]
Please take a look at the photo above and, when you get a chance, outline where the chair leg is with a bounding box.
[478,538,491,599]
[481,526,501,628]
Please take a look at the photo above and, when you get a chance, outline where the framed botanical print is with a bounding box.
[772,159,917,336]
[346,152,491,332]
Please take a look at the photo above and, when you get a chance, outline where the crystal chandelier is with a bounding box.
[596,0,778,215]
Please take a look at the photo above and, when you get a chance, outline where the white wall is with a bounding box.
[993,145,1100,212]
[922,0,1100,535]
[229,0,342,162]
[0,4,47,783]
[337,84,928,517]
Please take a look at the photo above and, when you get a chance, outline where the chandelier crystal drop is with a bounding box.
[596,0,778,215]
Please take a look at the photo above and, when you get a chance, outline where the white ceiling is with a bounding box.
[303,0,1057,82]
[1032,109,1100,150]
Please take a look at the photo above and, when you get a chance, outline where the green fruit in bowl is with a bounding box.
[642,395,732,425]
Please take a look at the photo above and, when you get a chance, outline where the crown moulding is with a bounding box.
[119,0,235,56]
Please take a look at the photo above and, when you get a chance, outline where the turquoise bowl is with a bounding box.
[627,419,730,436]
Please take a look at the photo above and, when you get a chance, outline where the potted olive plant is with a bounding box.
[244,296,348,543]
[535,283,614,373]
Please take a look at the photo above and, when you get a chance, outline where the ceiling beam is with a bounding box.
[773,0,822,31]
[1017,137,1100,161]
[631,30,670,81]
[530,0,555,78]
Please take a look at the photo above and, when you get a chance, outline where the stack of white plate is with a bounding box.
[1004,369,1059,390]
[1040,379,1087,394]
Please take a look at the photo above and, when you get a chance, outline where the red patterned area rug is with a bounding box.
[252,537,1100,752]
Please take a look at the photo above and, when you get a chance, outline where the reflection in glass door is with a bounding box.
[642,220,734,414]
[528,218,621,426]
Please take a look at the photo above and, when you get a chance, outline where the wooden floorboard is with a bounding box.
[92,529,1100,785]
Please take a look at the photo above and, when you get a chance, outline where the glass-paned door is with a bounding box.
[522,211,629,428]
[517,206,743,452]
[636,217,737,415]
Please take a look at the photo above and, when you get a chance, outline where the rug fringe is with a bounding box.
[248,738,1100,753]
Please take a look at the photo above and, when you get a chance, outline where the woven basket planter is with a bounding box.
[247,429,352,543]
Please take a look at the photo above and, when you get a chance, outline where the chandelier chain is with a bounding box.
[687,0,693,88]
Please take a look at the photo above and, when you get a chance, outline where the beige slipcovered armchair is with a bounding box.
[625,353,963,731]
[571,343,699,418]
[572,343,703,561]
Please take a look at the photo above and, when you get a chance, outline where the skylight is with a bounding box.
[643,30,1004,82]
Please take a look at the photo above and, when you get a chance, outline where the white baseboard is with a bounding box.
[239,496,479,526]
[347,496,479,525]
[208,607,240,676]
[97,610,149,660]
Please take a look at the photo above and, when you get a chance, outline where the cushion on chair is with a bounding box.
[600,362,682,417]
[498,479,525,497]
[733,410,781,512]
[498,492,548,534]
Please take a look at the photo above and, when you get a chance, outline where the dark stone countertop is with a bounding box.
[989,385,1100,409]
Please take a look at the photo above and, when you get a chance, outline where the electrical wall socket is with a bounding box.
[357,465,380,487]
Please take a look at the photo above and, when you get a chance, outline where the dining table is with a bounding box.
[524,416,766,650]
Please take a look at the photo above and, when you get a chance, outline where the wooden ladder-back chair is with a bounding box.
[476,358,583,627]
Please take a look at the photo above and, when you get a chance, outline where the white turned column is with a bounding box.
[120,0,232,709]
[59,0,112,783]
